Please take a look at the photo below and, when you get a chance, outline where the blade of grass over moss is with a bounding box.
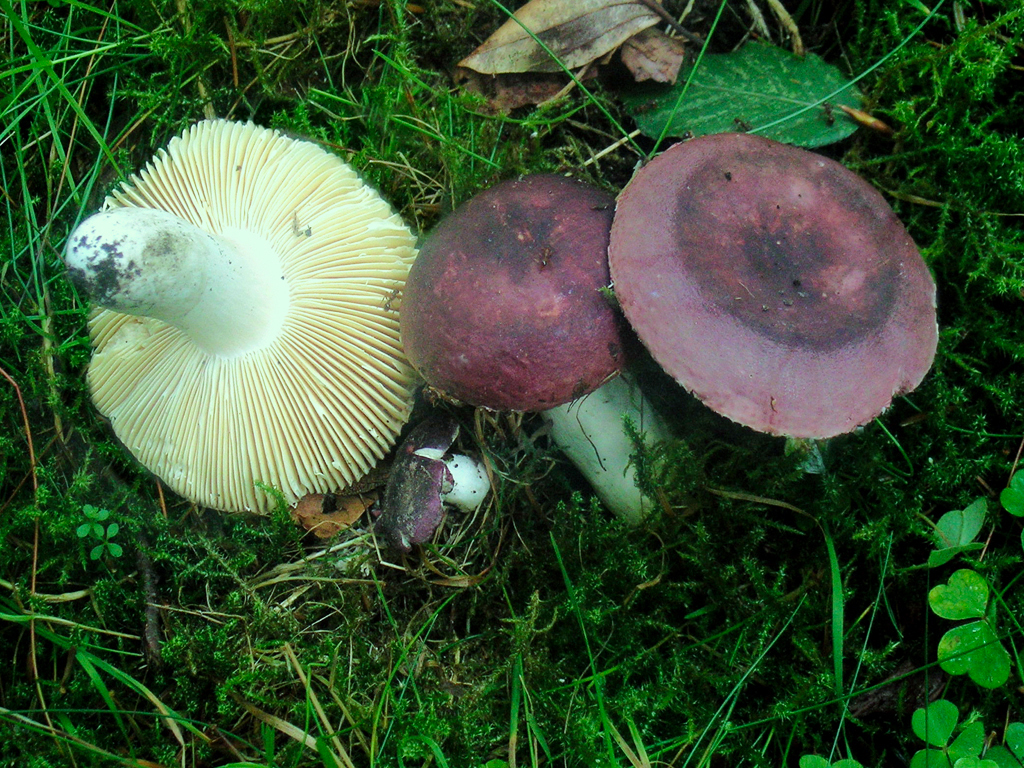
[370,575,460,763]
[373,50,502,170]
[681,595,808,767]
[822,524,844,696]
[1,0,120,172]
[875,421,915,479]
[0,707,151,767]
[549,532,617,759]
[827,535,893,762]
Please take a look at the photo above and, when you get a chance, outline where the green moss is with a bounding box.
[3,0,1024,765]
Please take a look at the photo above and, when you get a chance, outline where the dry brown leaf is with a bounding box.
[456,68,589,112]
[458,0,661,75]
[620,27,686,83]
[292,493,375,539]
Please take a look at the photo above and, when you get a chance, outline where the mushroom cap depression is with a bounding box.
[400,174,625,411]
[610,133,937,438]
[75,120,419,512]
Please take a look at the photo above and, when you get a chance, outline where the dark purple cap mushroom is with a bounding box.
[400,174,625,412]
[377,414,489,552]
[609,133,938,439]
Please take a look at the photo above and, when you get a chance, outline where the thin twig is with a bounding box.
[764,0,804,55]
[0,366,36,497]
[705,486,811,517]
[635,0,704,45]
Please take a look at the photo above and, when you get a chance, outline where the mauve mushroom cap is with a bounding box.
[400,174,624,412]
[610,133,937,439]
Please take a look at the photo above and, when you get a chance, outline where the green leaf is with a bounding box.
[76,523,93,539]
[106,522,119,538]
[799,758,830,768]
[929,569,989,620]
[913,700,959,747]
[950,721,986,762]
[1006,722,1024,760]
[952,758,1000,768]
[106,542,123,558]
[984,746,1023,768]
[935,499,988,547]
[938,621,1011,688]
[622,42,862,148]
[929,544,985,568]
[90,543,105,561]
[83,505,109,521]
[1000,473,1024,516]
[833,760,867,768]
[912,749,953,768]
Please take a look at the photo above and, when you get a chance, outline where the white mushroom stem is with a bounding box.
[65,208,289,356]
[441,454,491,512]
[541,373,670,525]
[412,447,491,513]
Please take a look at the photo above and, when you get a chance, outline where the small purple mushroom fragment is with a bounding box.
[377,415,490,552]
[610,133,938,439]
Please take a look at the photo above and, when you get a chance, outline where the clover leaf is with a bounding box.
[929,499,986,567]
[799,757,865,768]
[929,569,989,620]
[999,472,1024,517]
[913,700,959,748]
[909,702,994,768]
[938,621,1011,688]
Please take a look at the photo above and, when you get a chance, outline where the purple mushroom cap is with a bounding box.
[400,174,625,412]
[610,133,938,439]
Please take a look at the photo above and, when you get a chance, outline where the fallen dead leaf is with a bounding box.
[292,492,376,539]
[620,27,686,83]
[456,68,589,112]
[458,0,661,75]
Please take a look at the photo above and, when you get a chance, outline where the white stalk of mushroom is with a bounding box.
[541,373,669,525]
[67,207,289,356]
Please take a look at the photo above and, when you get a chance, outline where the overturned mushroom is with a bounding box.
[65,120,419,513]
